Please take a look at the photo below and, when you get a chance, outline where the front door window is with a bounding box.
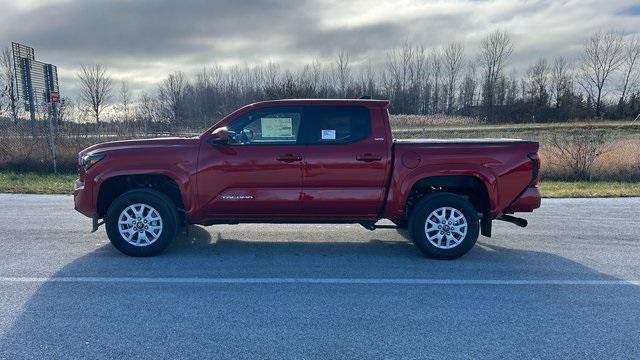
[228,107,302,145]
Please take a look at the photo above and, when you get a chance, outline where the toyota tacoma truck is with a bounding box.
[74,99,541,259]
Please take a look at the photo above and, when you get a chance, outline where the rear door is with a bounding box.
[196,106,304,218]
[301,106,389,218]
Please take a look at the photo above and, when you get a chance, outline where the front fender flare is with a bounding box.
[90,165,194,214]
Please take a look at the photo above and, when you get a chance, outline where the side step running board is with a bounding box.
[496,215,528,228]
[360,222,399,231]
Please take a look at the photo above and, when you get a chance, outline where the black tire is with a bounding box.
[408,192,479,259]
[105,189,179,257]
[395,228,411,240]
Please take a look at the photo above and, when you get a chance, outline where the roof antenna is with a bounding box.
[358,95,371,100]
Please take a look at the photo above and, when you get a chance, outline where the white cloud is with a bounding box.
[0,0,638,98]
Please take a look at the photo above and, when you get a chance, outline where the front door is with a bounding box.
[196,106,304,218]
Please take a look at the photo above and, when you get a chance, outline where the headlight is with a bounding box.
[82,153,105,170]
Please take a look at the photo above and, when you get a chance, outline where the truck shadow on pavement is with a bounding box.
[29,224,639,279]
[2,225,639,359]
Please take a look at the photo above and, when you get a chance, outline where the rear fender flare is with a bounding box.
[390,164,497,221]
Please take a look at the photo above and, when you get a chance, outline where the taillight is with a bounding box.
[528,153,540,186]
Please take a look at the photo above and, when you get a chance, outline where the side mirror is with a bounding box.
[209,127,230,145]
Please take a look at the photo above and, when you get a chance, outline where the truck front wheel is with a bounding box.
[408,192,479,259]
[105,189,179,257]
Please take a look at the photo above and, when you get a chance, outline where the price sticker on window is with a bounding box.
[321,129,336,140]
[261,118,293,138]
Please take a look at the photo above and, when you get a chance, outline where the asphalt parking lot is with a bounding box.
[0,194,638,359]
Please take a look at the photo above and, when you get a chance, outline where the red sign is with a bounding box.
[50,91,60,103]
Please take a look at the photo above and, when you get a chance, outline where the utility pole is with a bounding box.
[46,101,57,174]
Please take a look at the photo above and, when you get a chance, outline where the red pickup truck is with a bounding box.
[74,99,541,259]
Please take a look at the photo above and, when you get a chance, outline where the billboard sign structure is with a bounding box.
[12,42,60,115]
[11,42,61,172]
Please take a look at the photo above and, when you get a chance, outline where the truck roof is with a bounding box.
[245,98,390,108]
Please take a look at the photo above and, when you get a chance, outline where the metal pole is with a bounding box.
[21,58,38,137]
[47,103,57,174]
[587,135,594,182]
[29,106,37,137]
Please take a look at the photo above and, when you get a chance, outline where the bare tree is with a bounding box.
[527,57,550,106]
[411,46,427,113]
[386,41,414,94]
[479,30,513,113]
[137,92,157,137]
[119,81,132,123]
[386,40,426,113]
[443,42,465,113]
[430,50,442,113]
[505,72,519,105]
[549,127,612,181]
[619,35,640,111]
[0,47,19,122]
[78,64,113,123]
[310,59,323,94]
[265,62,279,89]
[57,97,73,124]
[550,57,572,108]
[459,62,478,108]
[158,71,188,125]
[578,30,624,117]
[363,58,376,98]
[335,50,351,97]
[0,58,5,116]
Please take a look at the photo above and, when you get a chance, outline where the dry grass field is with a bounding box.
[390,114,483,129]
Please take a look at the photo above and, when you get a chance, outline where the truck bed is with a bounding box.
[394,138,537,145]
[385,138,540,221]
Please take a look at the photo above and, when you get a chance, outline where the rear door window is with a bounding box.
[303,106,371,144]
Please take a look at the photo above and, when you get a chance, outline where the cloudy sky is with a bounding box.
[1,0,639,98]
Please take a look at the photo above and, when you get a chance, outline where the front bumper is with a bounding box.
[503,186,541,213]
[73,179,95,218]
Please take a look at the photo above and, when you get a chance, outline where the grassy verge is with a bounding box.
[0,171,76,194]
[1,171,640,198]
[539,181,640,198]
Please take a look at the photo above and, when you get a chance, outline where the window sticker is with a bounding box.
[321,129,336,140]
[261,117,293,137]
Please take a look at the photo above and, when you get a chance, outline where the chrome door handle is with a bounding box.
[356,154,382,162]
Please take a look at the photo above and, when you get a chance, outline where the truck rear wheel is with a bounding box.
[105,189,179,257]
[408,192,479,259]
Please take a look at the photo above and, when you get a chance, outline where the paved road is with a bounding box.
[0,194,639,359]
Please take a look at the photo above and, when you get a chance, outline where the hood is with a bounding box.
[80,137,200,157]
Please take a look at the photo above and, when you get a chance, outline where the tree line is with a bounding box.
[1,29,639,127]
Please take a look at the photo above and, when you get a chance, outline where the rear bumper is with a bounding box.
[73,179,95,218]
[503,186,541,213]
